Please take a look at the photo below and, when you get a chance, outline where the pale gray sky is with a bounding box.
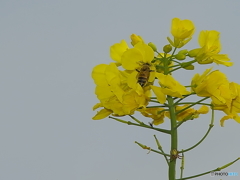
[0,0,239,180]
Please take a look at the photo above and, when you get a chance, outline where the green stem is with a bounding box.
[146,105,167,108]
[135,141,170,157]
[168,96,178,180]
[176,157,240,180]
[154,135,169,165]
[174,94,192,105]
[175,120,186,129]
[170,60,197,74]
[176,102,212,106]
[170,60,182,65]
[169,66,182,73]
[156,51,164,58]
[129,115,142,124]
[171,47,178,58]
[179,124,213,153]
[174,113,194,129]
[180,151,184,179]
[109,116,171,134]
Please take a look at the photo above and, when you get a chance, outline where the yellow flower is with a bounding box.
[130,34,144,46]
[189,30,232,67]
[121,42,154,70]
[192,69,240,126]
[152,73,190,103]
[165,105,209,121]
[214,82,240,126]
[121,42,156,89]
[191,69,232,107]
[92,63,150,119]
[110,34,145,65]
[167,17,195,48]
[139,107,166,125]
[110,40,129,64]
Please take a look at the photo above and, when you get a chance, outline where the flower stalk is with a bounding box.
[91,17,239,180]
[168,96,178,180]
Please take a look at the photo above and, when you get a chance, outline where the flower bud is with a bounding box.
[130,34,144,46]
[148,42,157,51]
[181,63,194,70]
[178,49,188,55]
[163,44,172,53]
[188,49,199,57]
[175,54,186,60]
[184,65,194,70]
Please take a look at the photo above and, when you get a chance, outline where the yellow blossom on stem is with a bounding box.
[167,17,195,48]
[189,30,233,67]
[138,107,166,125]
[152,73,190,102]
[91,18,240,179]
[121,42,156,89]
[121,42,154,70]
[213,82,240,126]
[92,63,150,119]
[165,105,209,121]
[191,69,232,107]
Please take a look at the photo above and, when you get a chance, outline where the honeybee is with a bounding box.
[136,63,154,87]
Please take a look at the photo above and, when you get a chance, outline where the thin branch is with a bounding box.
[135,141,170,157]
[109,116,171,134]
[176,157,240,180]
[179,108,215,153]
[176,97,209,115]
[154,135,169,165]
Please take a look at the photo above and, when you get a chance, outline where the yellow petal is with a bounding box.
[151,85,166,104]
[130,34,144,46]
[95,86,114,101]
[134,42,154,63]
[199,30,221,50]
[156,73,190,97]
[110,40,129,63]
[122,47,143,70]
[105,63,121,85]
[92,64,108,86]
[92,103,102,110]
[171,18,195,39]
[220,115,233,127]
[152,117,164,125]
[121,42,154,70]
[197,105,209,114]
[92,108,112,120]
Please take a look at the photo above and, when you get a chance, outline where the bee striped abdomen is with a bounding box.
[138,77,148,87]
[136,63,152,87]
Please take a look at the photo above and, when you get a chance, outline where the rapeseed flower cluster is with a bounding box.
[92,17,239,127]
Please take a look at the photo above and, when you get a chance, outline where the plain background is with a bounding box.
[0,0,239,179]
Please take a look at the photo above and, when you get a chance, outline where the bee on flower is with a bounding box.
[136,62,154,87]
